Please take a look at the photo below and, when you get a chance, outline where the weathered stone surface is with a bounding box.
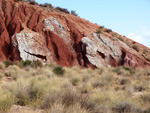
[11,29,53,62]
[0,0,149,68]
[81,33,150,68]
[43,17,70,45]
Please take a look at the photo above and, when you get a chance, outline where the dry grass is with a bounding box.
[0,62,150,112]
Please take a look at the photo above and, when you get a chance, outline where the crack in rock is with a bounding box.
[24,50,47,61]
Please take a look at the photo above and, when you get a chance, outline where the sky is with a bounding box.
[36,0,150,47]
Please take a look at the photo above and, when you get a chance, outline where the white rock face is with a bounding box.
[43,17,70,45]
[12,29,53,62]
[81,33,130,67]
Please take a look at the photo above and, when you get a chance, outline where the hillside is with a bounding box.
[0,0,150,69]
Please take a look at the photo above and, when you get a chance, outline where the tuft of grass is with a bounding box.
[0,91,14,113]
[112,101,141,113]
[31,60,43,68]
[3,61,13,67]
[18,60,32,68]
[113,66,135,76]
[53,66,65,76]
[0,62,5,69]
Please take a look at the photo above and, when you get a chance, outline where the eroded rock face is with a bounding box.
[81,33,150,68]
[43,17,70,45]
[0,0,150,68]
[11,29,53,62]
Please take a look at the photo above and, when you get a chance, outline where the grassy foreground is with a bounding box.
[0,61,150,113]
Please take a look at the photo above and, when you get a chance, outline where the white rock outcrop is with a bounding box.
[12,29,53,62]
[81,33,130,67]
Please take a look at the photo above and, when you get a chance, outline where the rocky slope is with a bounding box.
[0,0,150,68]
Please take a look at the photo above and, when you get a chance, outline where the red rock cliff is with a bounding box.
[0,0,150,68]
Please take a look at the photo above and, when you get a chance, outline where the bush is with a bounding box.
[40,3,53,8]
[29,0,38,5]
[17,60,32,68]
[122,66,135,75]
[132,44,139,52]
[112,101,140,113]
[4,65,24,80]
[71,10,78,16]
[55,7,70,14]
[104,29,112,33]
[99,26,105,29]
[31,60,43,68]
[95,29,101,34]
[0,95,14,113]
[6,78,47,106]
[14,0,24,2]
[71,78,80,86]
[113,66,135,76]
[53,66,65,76]
[40,88,102,113]
[3,61,13,67]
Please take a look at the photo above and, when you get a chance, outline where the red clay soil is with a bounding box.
[0,0,150,68]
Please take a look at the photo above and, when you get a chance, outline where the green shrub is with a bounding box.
[55,7,70,14]
[71,10,78,16]
[132,44,139,52]
[53,66,65,76]
[17,60,32,68]
[31,60,43,68]
[40,3,53,8]
[95,29,101,34]
[104,29,112,33]
[132,41,136,44]
[113,66,135,76]
[122,66,135,75]
[3,61,13,67]
[29,0,38,5]
[99,26,105,29]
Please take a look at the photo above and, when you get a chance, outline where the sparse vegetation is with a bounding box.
[40,3,53,8]
[117,36,124,41]
[0,63,150,112]
[95,29,102,34]
[55,7,70,14]
[53,66,65,76]
[3,61,13,67]
[132,44,140,52]
[104,28,112,33]
[71,10,78,16]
